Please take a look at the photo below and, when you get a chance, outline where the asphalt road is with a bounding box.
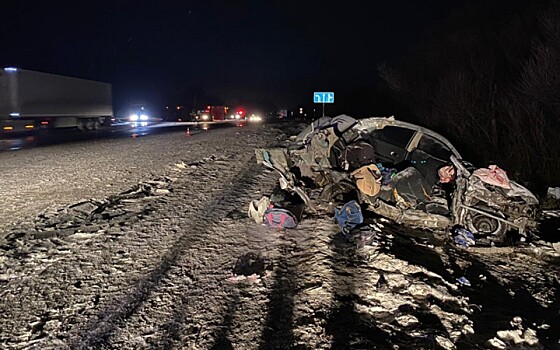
[0,120,248,152]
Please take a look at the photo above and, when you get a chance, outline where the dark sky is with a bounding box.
[1,0,464,115]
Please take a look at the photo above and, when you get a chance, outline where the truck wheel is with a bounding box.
[77,119,85,131]
[85,119,95,130]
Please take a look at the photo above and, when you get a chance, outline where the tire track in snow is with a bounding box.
[0,125,303,350]
[112,173,283,349]
[67,143,281,349]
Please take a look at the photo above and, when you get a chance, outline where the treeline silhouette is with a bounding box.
[378,0,560,193]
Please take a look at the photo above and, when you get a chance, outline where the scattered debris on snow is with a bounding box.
[487,317,540,348]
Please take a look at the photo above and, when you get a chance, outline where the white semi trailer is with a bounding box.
[0,67,113,134]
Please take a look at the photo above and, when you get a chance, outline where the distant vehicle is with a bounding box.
[196,105,228,121]
[0,67,113,134]
[247,114,262,122]
[120,104,162,127]
[228,107,245,120]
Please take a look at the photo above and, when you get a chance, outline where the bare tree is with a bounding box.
[378,0,560,188]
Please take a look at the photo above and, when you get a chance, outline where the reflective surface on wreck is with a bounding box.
[257,115,541,245]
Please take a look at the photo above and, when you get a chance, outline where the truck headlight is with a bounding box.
[129,114,139,121]
[140,114,149,121]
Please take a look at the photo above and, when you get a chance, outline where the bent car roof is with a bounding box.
[354,116,462,160]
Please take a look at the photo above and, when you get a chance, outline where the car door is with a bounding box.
[367,125,416,165]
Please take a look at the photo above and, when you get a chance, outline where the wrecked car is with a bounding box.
[255,115,539,242]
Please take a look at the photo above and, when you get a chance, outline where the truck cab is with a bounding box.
[195,106,228,121]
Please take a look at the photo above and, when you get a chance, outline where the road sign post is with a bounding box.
[313,92,334,117]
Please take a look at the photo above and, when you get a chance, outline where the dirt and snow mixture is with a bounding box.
[0,123,559,349]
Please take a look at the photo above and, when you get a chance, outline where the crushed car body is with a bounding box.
[255,115,540,242]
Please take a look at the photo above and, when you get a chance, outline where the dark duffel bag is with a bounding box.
[338,140,376,171]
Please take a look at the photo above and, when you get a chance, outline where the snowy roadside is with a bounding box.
[0,123,558,349]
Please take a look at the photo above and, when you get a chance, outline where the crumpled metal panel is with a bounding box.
[355,117,462,158]
[365,198,451,230]
[254,147,316,211]
[255,119,540,238]
[462,176,512,209]
[451,170,539,235]
[291,127,339,170]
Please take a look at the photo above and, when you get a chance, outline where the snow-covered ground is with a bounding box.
[0,123,558,349]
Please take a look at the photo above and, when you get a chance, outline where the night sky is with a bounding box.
[1,0,464,116]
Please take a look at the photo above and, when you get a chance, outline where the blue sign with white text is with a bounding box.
[314,92,334,103]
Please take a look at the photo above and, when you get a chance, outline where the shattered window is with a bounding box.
[372,126,415,148]
[417,135,452,161]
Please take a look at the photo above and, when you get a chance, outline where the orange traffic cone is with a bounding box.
[186,127,190,136]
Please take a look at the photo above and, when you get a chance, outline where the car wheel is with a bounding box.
[465,204,505,236]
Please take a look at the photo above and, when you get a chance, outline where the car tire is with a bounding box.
[465,203,506,237]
